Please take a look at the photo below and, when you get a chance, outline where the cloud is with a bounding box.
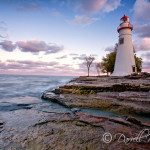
[102,0,121,12]
[16,40,64,54]
[142,61,150,72]
[77,61,97,75]
[17,60,59,66]
[0,58,98,76]
[72,54,97,60]
[72,54,86,60]
[141,52,150,59]
[67,0,121,26]
[0,59,85,76]
[1,60,59,70]
[56,55,67,59]
[0,21,7,31]
[72,0,121,15]
[105,46,114,52]
[74,0,107,14]
[69,53,79,56]
[0,39,64,54]
[68,15,98,26]
[133,0,150,22]
[3,0,41,13]
[16,1,40,12]
[0,21,8,39]
[134,38,150,51]
[133,0,150,38]
[52,10,63,17]
[132,0,150,72]
[0,40,16,51]
[134,23,150,38]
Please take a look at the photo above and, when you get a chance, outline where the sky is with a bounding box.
[0,0,150,76]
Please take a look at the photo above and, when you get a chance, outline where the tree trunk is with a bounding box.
[88,68,89,77]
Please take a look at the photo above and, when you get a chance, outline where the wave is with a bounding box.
[0,75,76,98]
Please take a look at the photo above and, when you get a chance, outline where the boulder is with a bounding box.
[126,116,141,125]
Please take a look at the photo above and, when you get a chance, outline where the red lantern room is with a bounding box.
[121,14,129,23]
[117,14,133,32]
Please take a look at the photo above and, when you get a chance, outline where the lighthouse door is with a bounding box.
[132,66,136,73]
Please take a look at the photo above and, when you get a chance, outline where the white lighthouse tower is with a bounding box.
[111,14,136,76]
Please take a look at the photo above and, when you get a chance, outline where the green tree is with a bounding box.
[134,54,142,73]
[101,52,142,75]
[101,51,116,75]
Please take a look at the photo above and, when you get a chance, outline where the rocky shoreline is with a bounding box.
[42,76,150,117]
[1,75,150,149]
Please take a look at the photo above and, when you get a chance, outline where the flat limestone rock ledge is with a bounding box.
[1,109,150,149]
[42,76,150,116]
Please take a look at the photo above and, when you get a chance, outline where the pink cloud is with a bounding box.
[134,38,150,51]
[133,0,150,22]
[0,21,8,39]
[73,0,121,14]
[0,58,98,76]
[67,0,121,26]
[68,15,98,26]
[105,46,114,52]
[16,40,64,54]
[0,39,64,54]
[76,0,107,14]
[0,59,88,76]
[0,40,16,51]
[142,61,150,73]
[133,0,150,38]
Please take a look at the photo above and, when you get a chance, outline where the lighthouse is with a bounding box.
[111,14,136,76]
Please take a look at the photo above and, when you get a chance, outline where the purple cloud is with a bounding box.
[72,54,97,60]
[0,59,98,76]
[72,54,86,60]
[134,38,150,51]
[67,0,121,26]
[68,15,98,26]
[0,40,16,51]
[3,0,40,13]
[69,53,79,56]
[141,52,150,59]
[0,21,8,39]
[0,59,85,76]
[0,39,64,54]
[56,55,67,59]
[76,61,97,75]
[16,40,64,54]
[71,0,121,14]
[105,46,114,52]
[16,1,40,12]
[133,0,150,23]
[52,10,63,17]
[1,60,59,70]
[134,24,150,38]
[142,61,150,72]
[133,0,150,38]
[11,60,58,66]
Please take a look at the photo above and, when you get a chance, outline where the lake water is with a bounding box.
[0,74,149,122]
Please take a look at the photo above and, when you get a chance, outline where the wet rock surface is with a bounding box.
[42,76,150,117]
[0,109,150,150]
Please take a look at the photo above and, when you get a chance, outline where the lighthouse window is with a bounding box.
[123,18,127,22]
[119,38,124,44]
